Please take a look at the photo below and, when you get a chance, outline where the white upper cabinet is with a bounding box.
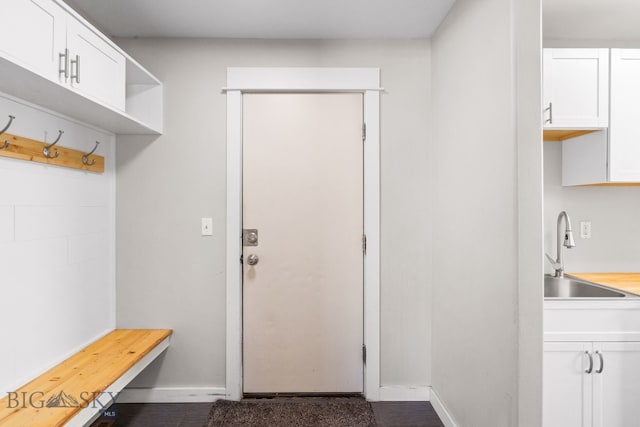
[543,49,609,129]
[66,18,126,111]
[561,49,640,185]
[4,0,125,111]
[0,0,162,134]
[608,49,640,182]
[0,0,67,82]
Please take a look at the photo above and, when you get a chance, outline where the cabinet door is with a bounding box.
[0,0,67,82]
[544,342,593,427]
[609,49,640,182]
[543,49,609,129]
[592,342,640,427]
[66,18,126,111]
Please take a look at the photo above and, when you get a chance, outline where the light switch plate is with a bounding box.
[580,221,591,239]
[201,218,213,236]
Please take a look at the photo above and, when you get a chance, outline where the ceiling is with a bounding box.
[543,0,640,41]
[66,0,456,39]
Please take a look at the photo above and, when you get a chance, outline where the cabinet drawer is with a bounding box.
[545,300,640,340]
[66,17,126,111]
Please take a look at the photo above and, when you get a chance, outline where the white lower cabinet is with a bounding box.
[544,341,640,427]
[544,342,593,427]
[593,342,640,427]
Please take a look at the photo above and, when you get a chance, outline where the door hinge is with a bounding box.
[240,254,243,264]
[362,123,366,142]
[362,345,367,364]
[362,234,367,255]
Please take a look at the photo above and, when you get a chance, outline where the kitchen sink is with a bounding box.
[544,276,627,298]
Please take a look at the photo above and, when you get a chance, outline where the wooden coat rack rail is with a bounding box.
[0,116,105,173]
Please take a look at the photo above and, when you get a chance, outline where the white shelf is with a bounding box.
[0,55,161,135]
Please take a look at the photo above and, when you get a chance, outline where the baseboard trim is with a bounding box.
[117,387,226,403]
[430,387,458,427]
[378,386,431,401]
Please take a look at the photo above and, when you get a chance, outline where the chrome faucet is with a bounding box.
[546,211,576,277]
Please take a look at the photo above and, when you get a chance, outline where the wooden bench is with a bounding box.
[0,329,172,427]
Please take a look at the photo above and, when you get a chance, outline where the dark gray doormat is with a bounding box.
[206,397,376,427]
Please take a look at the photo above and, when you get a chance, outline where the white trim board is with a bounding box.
[379,386,431,401]
[225,67,382,92]
[225,67,381,401]
[117,387,226,403]
[430,388,459,427]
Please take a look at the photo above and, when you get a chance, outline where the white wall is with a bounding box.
[431,0,542,426]
[0,93,115,396]
[114,38,433,393]
[544,142,640,272]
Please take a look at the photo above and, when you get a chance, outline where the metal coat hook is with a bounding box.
[82,141,100,166]
[0,115,15,150]
[43,130,63,159]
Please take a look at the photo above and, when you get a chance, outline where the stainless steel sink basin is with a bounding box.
[545,276,627,298]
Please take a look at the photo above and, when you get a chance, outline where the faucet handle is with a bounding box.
[545,253,562,271]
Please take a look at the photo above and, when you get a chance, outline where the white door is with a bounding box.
[1,0,67,82]
[592,342,640,427]
[543,48,609,128]
[543,342,593,427]
[242,93,364,394]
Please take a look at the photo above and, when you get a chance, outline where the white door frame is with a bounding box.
[225,67,381,401]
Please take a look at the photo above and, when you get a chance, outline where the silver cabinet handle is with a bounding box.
[59,48,69,80]
[544,102,553,124]
[585,351,593,374]
[71,55,80,84]
[247,254,259,266]
[595,351,604,374]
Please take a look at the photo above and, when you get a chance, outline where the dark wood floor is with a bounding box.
[91,401,444,427]
[372,402,444,427]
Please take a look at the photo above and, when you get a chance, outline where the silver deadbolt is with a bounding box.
[247,254,259,266]
[243,229,258,246]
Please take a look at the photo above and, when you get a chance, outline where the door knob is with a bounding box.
[247,254,259,266]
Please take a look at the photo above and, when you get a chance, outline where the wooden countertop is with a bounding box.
[567,273,640,296]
